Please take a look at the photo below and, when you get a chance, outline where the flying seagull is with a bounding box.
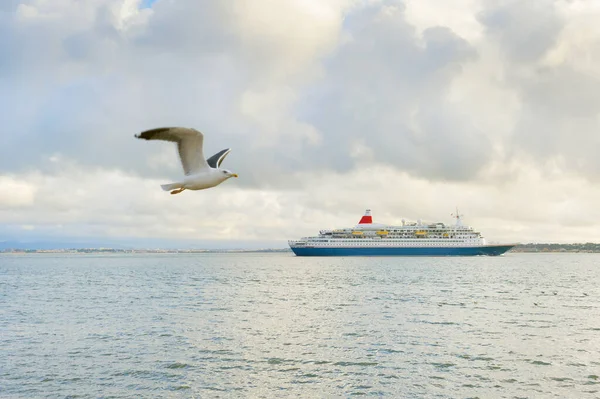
[135,127,238,195]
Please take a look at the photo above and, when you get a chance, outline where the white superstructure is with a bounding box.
[289,209,487,249]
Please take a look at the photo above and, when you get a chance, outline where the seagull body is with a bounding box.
[135,127,238,195]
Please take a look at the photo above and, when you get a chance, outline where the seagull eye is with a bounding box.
[223,170,227,174]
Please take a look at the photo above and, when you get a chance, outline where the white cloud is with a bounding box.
[0,177,36,208]
[405,0,484,42]
[2,160,600,245]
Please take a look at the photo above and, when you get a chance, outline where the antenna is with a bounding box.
[451,207,464,226]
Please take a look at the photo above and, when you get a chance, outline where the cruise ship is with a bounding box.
[288,209,515,256]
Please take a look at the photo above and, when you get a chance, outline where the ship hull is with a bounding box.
[289,244,515,257]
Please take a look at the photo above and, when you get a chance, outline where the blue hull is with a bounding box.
[290,245,515,257]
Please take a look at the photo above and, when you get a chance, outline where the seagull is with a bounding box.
[135,127,238,195]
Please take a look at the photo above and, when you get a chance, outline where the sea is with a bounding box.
[1,252,599,398]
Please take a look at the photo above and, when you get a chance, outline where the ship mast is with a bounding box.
[451,207,464,226]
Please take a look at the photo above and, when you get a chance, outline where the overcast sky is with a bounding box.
[2,0,600,248]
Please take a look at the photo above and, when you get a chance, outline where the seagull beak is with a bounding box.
[232,173,239,178]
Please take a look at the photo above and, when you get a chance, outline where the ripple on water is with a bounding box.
[530,360,552,366]
[430,362,455,370]
[164,362,190,369]
[333,361,379,367]
[586,375,600,384]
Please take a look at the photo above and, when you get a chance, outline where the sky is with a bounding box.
[2,0,600,248]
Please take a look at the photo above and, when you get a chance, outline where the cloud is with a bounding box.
[3,0,483,182]
[477,0,564,63]
[3,0,600,245]
[2,160,600,246]
[476,0,600,180]
[0,176,36,208]
[295,4,488,181]
[2,0,351,183]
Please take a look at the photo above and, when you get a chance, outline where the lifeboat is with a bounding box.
[376,230,388,235]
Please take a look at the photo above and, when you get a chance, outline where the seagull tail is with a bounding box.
[161,182,183,192]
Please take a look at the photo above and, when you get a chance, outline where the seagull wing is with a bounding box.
[136,127,209,175]
[206,148,232,169]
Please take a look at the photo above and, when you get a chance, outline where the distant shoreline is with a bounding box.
[2,244,600,254]
[0,248,293,254]
[508,243,600,253]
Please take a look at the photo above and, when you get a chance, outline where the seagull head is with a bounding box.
[220,169,239,179]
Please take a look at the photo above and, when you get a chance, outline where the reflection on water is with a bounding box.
[1,253,599,397]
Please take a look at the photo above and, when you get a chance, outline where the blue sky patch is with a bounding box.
[140,0,157,9]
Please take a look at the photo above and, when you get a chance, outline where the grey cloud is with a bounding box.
[0,1,18,12]
[517,66,600,119]
[476,1,600,180]
[298,5,485,181]
[137,1,236,53]
[511,98,600,180]
[477,0,563,63]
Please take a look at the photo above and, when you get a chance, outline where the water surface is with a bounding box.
[1,253,599,398]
